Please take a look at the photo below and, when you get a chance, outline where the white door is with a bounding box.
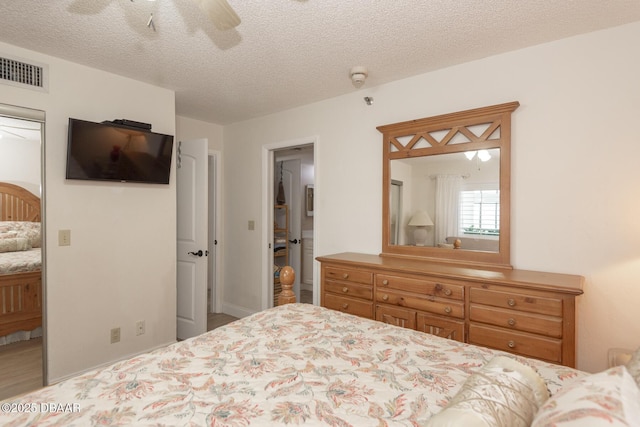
[177,138,208,340]
[280,159,301,300]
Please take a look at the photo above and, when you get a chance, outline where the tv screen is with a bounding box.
[66,118,174,184]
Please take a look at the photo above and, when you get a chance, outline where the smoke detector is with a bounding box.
[350,66,368,88]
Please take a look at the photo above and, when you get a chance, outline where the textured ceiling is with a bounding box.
[1,0,639,125]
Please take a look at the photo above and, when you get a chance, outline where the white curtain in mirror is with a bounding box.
[434,175,462,245]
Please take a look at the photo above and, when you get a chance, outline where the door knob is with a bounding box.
[289,239,299,244]
[188,250,204,257]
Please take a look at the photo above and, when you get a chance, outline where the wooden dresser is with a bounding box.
[318,252,583,367]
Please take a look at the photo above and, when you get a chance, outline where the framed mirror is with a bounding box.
[378,102,519,268]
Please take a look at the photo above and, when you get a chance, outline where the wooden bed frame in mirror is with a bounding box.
[378,102,519,269]
[0,182,42,337]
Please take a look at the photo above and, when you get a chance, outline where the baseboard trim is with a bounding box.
[48,340,176,385]
[221,302,258,319]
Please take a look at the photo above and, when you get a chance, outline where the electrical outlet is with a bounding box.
[136,320,145,336]
[248,220,255,231]
[110,327,120,344]
[58,229,71,246]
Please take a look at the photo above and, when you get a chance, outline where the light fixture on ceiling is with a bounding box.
[364,96,373,106]
[465,149,491,162]
[350,66,368,88]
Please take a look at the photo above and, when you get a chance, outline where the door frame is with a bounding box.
[208,149,223,313]
[261,136,319,310]
[0,103,47,383]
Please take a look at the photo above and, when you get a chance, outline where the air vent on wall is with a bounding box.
[0,54,48,92]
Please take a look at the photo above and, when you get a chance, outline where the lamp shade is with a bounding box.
[408,210,434,227]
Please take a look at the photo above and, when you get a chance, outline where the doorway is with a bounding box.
[262,138,316,309]
[0,103,46,398]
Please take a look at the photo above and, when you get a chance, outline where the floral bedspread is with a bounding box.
[0,248,41,275]
[0,304,584,426]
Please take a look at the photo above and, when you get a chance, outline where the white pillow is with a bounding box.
[0,237,31,253]
[532,365,640,427]
[423,356,549,427]
[625,347,640,388]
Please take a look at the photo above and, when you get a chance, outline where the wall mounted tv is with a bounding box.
[66,118,174,184]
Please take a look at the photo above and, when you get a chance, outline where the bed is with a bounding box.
[2,300,638,426]
[0,182,42,340]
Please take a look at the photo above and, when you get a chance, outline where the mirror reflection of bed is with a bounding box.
[0,182,43,399]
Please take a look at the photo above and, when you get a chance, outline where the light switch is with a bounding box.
[58,229,71,246]
[248,220,255,231]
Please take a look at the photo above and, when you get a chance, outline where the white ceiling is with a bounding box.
[1,1,639,125]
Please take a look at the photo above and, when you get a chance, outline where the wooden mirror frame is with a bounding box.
[378,102,519,269]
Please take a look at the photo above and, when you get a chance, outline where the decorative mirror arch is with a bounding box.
[378,102,519,268]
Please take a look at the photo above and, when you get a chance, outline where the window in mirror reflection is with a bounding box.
[390,149,500,251]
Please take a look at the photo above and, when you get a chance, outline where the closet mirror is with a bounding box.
[379,102,519,268]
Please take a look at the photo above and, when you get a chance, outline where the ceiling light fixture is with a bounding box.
[350,66,368,88]
[465,150,491,162]
[364,96,374,105]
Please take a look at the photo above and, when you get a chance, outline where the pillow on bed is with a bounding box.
[0,237,32,253]
[422,356,549,427]
[0,231,18,239]
[531,365,640,427]
[625,347,640,387]
[0,221,42,248]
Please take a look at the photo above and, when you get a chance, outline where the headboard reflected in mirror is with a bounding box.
[378,102,519,269]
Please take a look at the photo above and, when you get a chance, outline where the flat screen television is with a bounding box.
[66,118,174,184]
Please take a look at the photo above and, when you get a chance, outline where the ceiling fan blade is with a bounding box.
[0,128,26,139]
[193,0,241,31]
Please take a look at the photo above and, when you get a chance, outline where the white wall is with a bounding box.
[0,42,177,382]
[223,21,640,373]
[176,115,223,151]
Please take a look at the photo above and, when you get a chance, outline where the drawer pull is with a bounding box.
[507,318,516,327]
[343,273,349,280]
[444,288,452,296]
[342,287,349,293]
[382,279,389,286]
[507,298,516,307]
[342,303,349,309]
[382,294,389,301]
[444,306,452,314]
[507,340,516,349]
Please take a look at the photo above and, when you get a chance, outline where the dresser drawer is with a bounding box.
[470,287,562,317]
[377,274,464,300]
[324,266,373,285]
[376,290,464,319]
[324,281,373,300]
[324,293,374,319]
[469,323,562,363]
[416,313,465,342]
[376,304,416,329]
[470,304,563,338]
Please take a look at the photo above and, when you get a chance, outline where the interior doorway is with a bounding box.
[263,140,315,309]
